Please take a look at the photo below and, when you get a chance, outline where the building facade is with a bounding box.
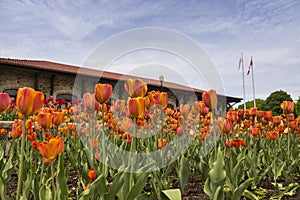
[0,58,241,109]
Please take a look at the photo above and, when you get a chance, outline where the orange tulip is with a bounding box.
[52,111,64,126]
[198,102,209,116]
[250,127,260,137]
[38,136,64,163]
[249,107,257,117]
[88,168,97,182]
[16,87,44,116]
[128,97,145,118]
[38,111,53,130]
[124,79,147,98]
[149,91,168,108]
[208,90,218,109]
[94,83,112,103]
[266,130,279,141]
[273,116,282,125]
[281,101,295,114]
[0,93,10,113]
[262,111,272,121]
[83,92,100,112]
[157,138,168,149]
[8,119,22,139]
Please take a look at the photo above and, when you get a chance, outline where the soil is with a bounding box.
[4,168,300,200]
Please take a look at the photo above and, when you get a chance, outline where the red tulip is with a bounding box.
[222,118,232,134]
[0,93,10,113]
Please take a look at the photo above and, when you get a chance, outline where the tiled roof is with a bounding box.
[0,58,242,102]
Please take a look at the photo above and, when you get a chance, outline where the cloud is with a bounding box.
[0,0,299,100]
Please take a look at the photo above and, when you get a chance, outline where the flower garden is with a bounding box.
[0,79,299,200]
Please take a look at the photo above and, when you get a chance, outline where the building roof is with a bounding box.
[0,58,242,102]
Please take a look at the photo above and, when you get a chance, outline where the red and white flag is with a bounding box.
[247,57,253,75]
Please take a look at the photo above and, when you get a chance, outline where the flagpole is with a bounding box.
[251,56,256,108]
[241,52,246,111]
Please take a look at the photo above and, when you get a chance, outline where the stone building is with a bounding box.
[0,58,241,109]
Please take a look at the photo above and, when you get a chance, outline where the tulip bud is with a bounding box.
[0,93,10,113]
[128,97,145,119]
[83,92,100,112]
[124,79,147,98]
[281,101,295,114]
[16,87,44,116]
[94,84,112,103]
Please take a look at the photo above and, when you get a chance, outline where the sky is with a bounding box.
[0,0,299,104]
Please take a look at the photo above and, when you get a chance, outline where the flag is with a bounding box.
[238,57,242,70]
[247,57,253,75]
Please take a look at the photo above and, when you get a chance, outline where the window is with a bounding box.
[3,89,18,100]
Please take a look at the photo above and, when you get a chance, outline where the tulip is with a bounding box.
[281,101,295,114]
[88,168,97,182]
[202,92,211,109]
[179,104,190,118]
[176,127,184,136]
[266,130,279,141]
[124,79,147,98]
[128,97,145,119]
[198,102,209,116]
[8,119,22,139]
[119,117,134,132]
[0,93,10,113]
[250,127,260,137]
[149,91,168,108]
[52,111,64,126]
[38,111,53,130]
[208,90,218,110]
[262,111,272,121]
[94,83,113,103]
[249,107,257,117]
[38,136,64,163]
[16,87,44,116]
[158,138,168,149]
[273,116,282,125]
[222,118,232,134]
[83,92,100,112]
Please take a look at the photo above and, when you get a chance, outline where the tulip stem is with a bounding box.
[16,116,27,200]
[51,162,56,199]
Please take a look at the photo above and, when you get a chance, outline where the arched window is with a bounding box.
[3,89,18,100]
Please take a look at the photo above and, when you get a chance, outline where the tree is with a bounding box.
[238,99,265,110]
[261,90,293,116]
[296,97,300,117]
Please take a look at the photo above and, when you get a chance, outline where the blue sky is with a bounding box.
[0,0,299,103]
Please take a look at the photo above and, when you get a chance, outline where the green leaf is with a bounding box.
[79,175,107,200]
[243,189,260,200]
[56,154,68,199]
[0,176,11,200]
[232,178,254,200]
[204,177,212,198]
[162,189,182,200]
[104,172,125,200]
[126,172,149,200]
[21,171,32,199]
[212,186,224,200]
[178,156,190,192]
[39,184,52,200]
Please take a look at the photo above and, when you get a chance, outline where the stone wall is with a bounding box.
[0,63,198,107]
